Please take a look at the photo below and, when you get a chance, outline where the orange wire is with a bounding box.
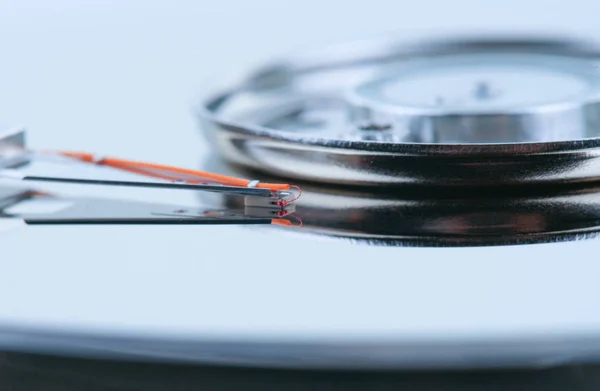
[54,151,291,192]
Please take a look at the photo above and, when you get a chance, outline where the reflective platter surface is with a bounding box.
[2,33,600,370]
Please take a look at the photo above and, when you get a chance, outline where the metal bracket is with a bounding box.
[0,126,28,170]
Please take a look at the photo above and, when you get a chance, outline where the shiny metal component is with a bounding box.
[200,152,600,246]
[244,204,295,217]
[0,186,32,211]
[0,172,283,199]
[243,191,294,209]
[346,53,600,143]
[0,126,28,170]
[272,184,600,247]
[197,36,600,187]
[0,191,276,226]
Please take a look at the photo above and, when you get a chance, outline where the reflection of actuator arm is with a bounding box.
[0,189,297,227]
[0,127,300,227]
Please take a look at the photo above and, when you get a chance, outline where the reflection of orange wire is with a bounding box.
[272,215,302,227]
[272,214,302,228]
[272,219,292,227]
[53,151,293,193]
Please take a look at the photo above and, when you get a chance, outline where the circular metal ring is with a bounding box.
[197,35,600,187]
[198,153,600,247]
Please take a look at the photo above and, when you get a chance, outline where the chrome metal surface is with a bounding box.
[197,36,600,187]
[201,153,600,247]
[0,187,282,226]
[0,127,28,170]
[224,184,600,247]
[347,53,600,143]
[16,174,276,198]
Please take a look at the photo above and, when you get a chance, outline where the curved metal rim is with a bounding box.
[198,35,600,157]
[347,53,600,116]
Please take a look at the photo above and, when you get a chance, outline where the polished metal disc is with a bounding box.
[347,53,600,143]
[199,153,600,247]
[198,36,600,187]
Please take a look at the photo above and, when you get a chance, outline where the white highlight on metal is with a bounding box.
[0,169,25,180]
[4,199,74,215]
